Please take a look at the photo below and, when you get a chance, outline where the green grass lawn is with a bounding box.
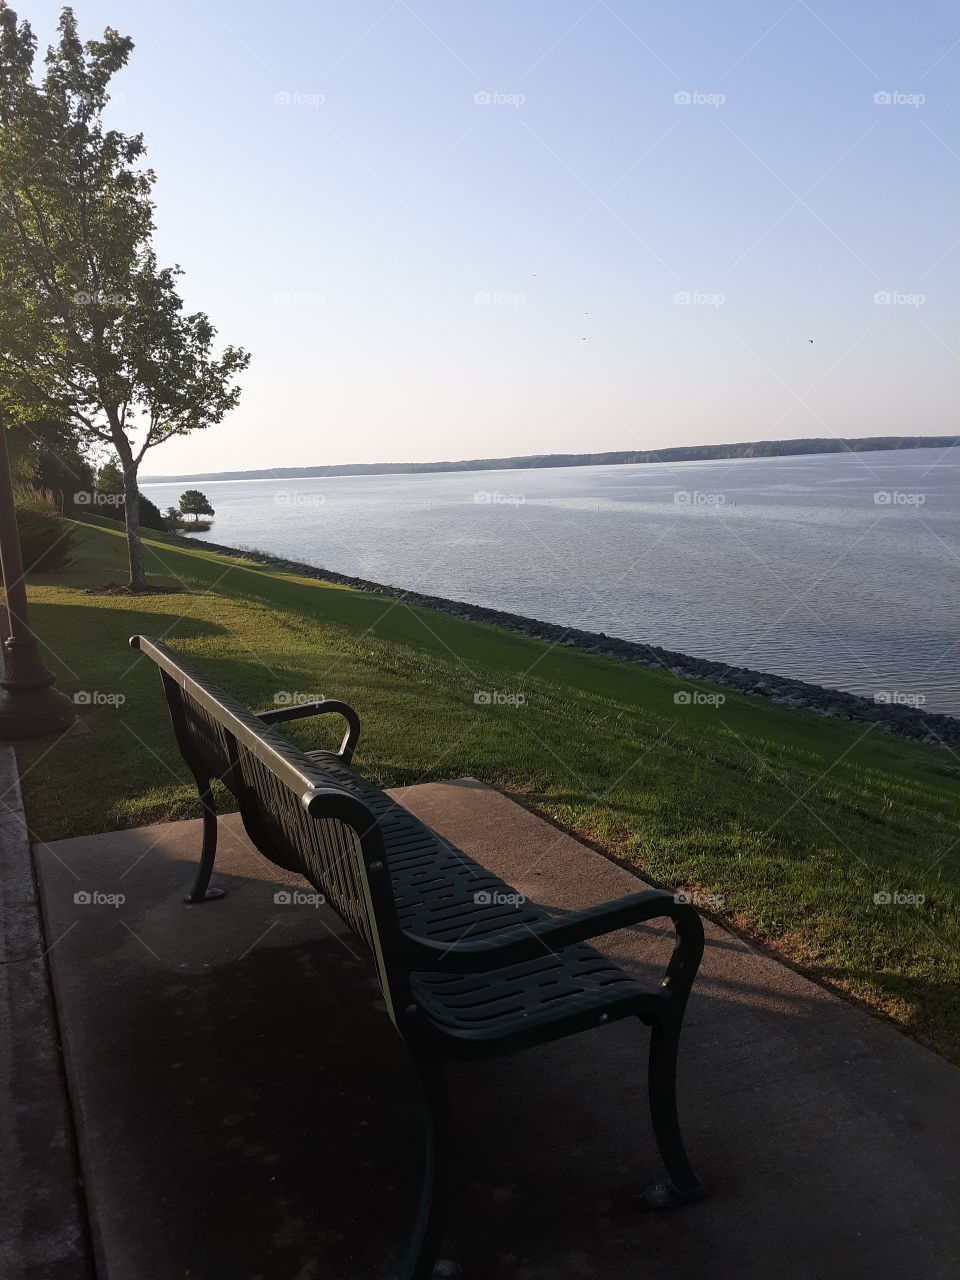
[19,515,960,1061]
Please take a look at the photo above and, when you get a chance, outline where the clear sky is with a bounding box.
[24,1,960,474]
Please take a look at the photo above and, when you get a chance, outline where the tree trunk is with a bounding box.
[114,444,146,590]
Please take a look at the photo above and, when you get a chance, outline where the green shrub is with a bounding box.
[136,493,167,532]
[15,501,76,573]
[94,490,167,531]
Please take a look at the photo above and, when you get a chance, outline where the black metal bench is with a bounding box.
[131,634,708,1278]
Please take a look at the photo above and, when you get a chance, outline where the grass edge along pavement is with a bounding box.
[17,515,960,1063]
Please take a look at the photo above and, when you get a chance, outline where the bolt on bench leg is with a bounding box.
[184,770,225,904]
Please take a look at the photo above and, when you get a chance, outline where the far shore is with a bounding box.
[142,435,957,485]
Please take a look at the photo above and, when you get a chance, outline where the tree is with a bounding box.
[85,455,164,530]
[178,488,214,522]
[0,7,249,589]
[96,459,123,494]
[6,414,95,511]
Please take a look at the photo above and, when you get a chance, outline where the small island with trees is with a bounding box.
[165,489,215,531]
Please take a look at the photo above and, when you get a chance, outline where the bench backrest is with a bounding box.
[129,635,410,1021]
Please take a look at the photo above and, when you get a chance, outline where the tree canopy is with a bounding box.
[0,6,249,587]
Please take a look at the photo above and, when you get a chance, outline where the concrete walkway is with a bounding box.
[0,745,90,1280]
[34,779,960,1280]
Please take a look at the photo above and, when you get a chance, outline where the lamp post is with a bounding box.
[0,418,76,741]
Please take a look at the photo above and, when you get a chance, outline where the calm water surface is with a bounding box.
[144,447,959,714]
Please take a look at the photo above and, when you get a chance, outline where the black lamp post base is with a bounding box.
[0,683,77,743]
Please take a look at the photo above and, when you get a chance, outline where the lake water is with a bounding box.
[144,447,959,714]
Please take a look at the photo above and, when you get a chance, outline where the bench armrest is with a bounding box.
[257,699,360,765]
[404,888,704,997]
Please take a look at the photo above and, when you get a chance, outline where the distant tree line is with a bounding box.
[143,435,958,484]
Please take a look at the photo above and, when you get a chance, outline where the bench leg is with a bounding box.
[398,1057,460,1280]
[643,1015,707,1208]
[185,770,225,904]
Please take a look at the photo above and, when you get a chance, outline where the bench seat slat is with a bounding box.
[300,754,659,1045]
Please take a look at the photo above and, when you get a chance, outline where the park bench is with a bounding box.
[131,633,708,1279]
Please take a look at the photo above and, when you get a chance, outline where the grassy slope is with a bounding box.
[19,516,960,1060]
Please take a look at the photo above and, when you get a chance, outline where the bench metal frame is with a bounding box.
[130,634,708,1278]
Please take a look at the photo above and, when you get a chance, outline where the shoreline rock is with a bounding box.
[184,535,960,751]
